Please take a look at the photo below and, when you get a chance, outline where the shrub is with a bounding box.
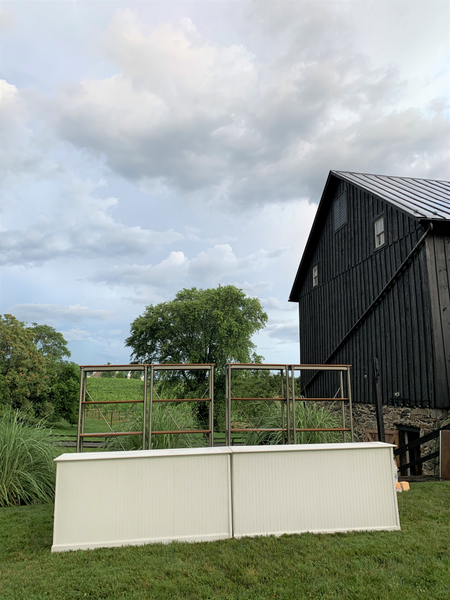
[0,410,59,507]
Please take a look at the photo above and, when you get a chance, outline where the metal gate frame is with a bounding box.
[77,362,352,451]
[77,364,148,453]
[289,364,354,443]
[225,363,290,447]
[76,363,215,452]
[148,363,214,449]
[226,363,354,445]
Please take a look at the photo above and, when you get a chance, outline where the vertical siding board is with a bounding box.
[419,246,434,408]
[357,188,362,265]
[444,235,450,398]
[419,239,436,408]
[427,234,450,407]
[436,235,450,399]
[382,300,389,405]
[393,241,403,405]
[416,241,430,405]
[387,244,396,401]
[403,235,413,403]
[410,254,423,405]
[367,223,374,305]
[363,317,370,402]
[399,211,404,242]
[409,256,421,405]
[392,207,398,243]
[381,260,390,404]
[402,258,411,401]
[423,242,434,407]
[426,236,442,408]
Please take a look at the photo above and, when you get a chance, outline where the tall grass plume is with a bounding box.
[238,400,342,445]
[0,411,58,507]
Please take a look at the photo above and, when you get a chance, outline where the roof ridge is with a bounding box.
[332,171,450,220]
[332,170,450,185]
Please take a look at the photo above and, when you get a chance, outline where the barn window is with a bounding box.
[333,190,347,232]
[312,264,318,287]
[375,217,385,248]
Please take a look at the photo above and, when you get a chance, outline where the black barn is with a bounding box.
[289,171,450,413]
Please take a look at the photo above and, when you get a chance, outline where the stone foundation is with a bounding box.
[316,401,448,476]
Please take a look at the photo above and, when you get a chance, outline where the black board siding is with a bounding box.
[295,180,439,408]
[426,233,450,408]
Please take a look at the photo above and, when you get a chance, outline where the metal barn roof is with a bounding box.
[289,170,450,301]
[332,171,450,220]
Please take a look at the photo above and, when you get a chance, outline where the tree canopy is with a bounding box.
[28,323,71,361]
[0,315,49,409]
[126,286,268,429]
[126,286,268,370]
[0,315,79,422]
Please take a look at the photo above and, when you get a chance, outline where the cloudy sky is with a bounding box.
[1,0,449,366]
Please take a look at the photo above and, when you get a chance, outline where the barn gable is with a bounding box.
[289,171,450,411]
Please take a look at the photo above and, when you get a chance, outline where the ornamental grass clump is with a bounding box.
[0,411,58,507]
[240,400,342,445]
[105,402,205,451]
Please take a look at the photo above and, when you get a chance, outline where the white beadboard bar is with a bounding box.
[52,447,233,552]
[231,442,400,538]
[52,442,399,552]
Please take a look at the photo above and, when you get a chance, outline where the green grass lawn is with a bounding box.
[0,482,449,600]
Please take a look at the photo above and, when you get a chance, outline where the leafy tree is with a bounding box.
[0,315,79,422]
[231,363,283,400]
[26,323,78,423]
[126,286,268,429]
[0,315,49,411]
[45,361,80,425]
[126,286,267,367]
[28,323,71,361]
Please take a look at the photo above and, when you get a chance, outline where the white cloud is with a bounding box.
[0,176,185,266]
[45,8,449,208]
[0,80,54,183]
[261,297,297,312]
[0,7,15,32]
[90,251,189,287]
[265,319,299,344]
[60,328,90,341]
[0,80,27,145]
[189,244,284,283]
[11,303,115,324]
[121,288,165,306]
[231,281,273,294]
[89,244,284,289]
